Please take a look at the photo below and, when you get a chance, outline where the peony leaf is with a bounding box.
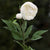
[13,20,22,34]
[21,20,27,32]
[2,19,23,40]
[24,25,33,39]
[12,32,23,40]
[33,30,48,36]
[31,30,48,40]
[31,35,42,40]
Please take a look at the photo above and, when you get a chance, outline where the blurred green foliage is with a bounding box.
[0,0,50,50]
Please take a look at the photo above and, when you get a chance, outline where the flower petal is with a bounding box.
[20,2,38,20]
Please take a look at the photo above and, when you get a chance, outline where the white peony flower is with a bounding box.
[20,2,38,20]
[16,13,22,19]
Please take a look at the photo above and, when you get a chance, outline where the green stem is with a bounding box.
[16,41,25,49]
[22,32,25,45]
[22,20,25,46]
[19,20,28,49]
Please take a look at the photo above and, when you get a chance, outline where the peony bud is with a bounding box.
[16,13,22,19]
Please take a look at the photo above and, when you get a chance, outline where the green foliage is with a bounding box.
[13,20,22,34]
[2,19,33,40]
[16,41,35,50]
[2,19,48,41]
[31,30,48,40]
[16,41,25,49]
[12,32,22,40]
[2,19,23,40]
[21,20,27,32]
[31,35,42,40]
[24,25,33,39]
[2,19,48,50]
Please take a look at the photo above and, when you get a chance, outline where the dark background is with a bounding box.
[0,0,50,50]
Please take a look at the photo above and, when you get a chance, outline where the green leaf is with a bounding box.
[31,30,48,40]
[24,25,33,39]
[13,20,22,34]
[4,26,22,40]
[5,27,23,40]
[2,19,22,34]
[12,32,23,40]
[21,21,27,32]
[31,35,42,40]
[16,41,25,49]
[2,19,23,40]
[33,30,48,36]
[2,19,14,31]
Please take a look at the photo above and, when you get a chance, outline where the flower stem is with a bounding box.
[22,31,25,46]
[16,41,25,49]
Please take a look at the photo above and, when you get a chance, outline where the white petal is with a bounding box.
[20,2,38,20]
[16,13,22,19]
